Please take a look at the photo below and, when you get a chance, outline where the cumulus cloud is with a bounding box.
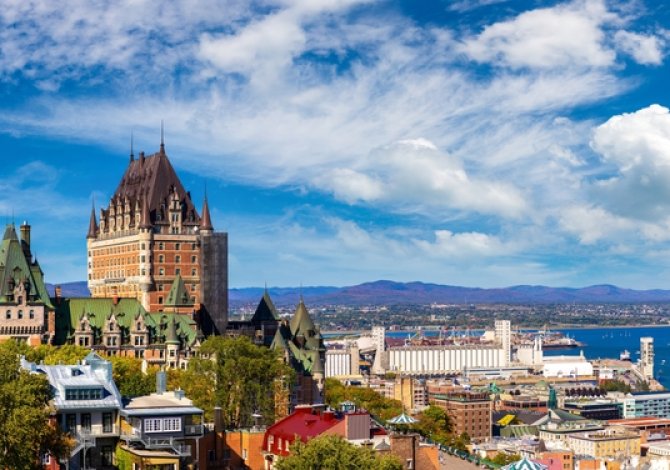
[590,104,670,221]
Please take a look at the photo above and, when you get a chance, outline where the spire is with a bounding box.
[160,120,165,154]
[87,202,98,239]
[139,195,151,230]
[200,192,213,231]
[130,131,134,162]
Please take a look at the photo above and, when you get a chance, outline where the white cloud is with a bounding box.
[461,0,616,69]
[317,139,528,218]
[614,30,665,65]
[590,104,670,221]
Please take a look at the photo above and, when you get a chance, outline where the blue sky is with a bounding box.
[1,0,670,289]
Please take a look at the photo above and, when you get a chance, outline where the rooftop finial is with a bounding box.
[130,130,134,162]
[160,120,165,154]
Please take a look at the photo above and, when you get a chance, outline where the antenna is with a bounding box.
[160,120,165,152]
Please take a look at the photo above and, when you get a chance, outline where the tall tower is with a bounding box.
[87,144,228,334]
[495,320,511,367]
[640,337,654,381]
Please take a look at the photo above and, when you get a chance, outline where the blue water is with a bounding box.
[552,326,670,388]
[387,326,670,388]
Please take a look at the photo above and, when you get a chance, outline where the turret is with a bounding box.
[87,205,98,239]
[200,195,213,232]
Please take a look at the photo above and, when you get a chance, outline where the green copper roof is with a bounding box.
[251,291,280,323]
[0,224,53,308]
[289,299,316,337]
[164,274,192,307]
[54,297,198,347]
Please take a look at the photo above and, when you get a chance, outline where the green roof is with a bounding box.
[54,297,198,347]
[164,274,192,307]
[0,224,53,309]
[251,291,280,323]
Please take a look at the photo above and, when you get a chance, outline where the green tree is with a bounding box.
[0,340,70,469]
[172,336,293,427]
[491,453,521,465]
[324,378,403,421]
[107,355,159,397]
[411,405,452,444]
[275,435,403,470]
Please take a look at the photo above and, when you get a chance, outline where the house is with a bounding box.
[118,372,204,469]
[21,351,123,470]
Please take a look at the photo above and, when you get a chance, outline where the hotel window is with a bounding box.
[159,268,165,276]
[159,242,164,250]
[191,255,197,263]
[159,254,164,263]
[17,310,23,319]
[175,268,181,275]
[175,243,181,250]
[5,310,9,319]
[175,255,181,263]
[158,296,163,304]
[191,243,196,250]
[191,268,197,276]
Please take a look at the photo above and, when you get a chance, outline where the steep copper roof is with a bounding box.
[104,150,200,228]
[87,204,98,239]
[200,194,213,231]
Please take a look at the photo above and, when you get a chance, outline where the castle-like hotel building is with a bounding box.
[86,143,228,335]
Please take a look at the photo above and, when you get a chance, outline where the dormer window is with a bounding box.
[109,322,115,331]
[137,322,142,331]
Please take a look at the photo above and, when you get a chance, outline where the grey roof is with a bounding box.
[121,406,203,417]
[20,355,123,411]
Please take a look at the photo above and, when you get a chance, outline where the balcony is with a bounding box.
[184,424,204,436]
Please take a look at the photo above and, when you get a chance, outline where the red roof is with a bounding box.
[263,407,342,457]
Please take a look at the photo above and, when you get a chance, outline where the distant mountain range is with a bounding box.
[47,280,670,307]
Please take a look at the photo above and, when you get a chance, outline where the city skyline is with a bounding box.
[1,0,670,289]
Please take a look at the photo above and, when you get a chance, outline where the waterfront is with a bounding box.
[374,325,670,388]
[552,325,670,388]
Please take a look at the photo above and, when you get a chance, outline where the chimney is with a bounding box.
[20,222,31,259]
[156,370,166,394]
[54,285,62,305]
[214,406,224,433]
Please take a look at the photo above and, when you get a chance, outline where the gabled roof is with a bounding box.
[251,291,280,323]
[263,407,343,456]
[164,274,192,307]
[290,299,316,337]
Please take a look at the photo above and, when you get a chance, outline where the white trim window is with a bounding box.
[144,418,162,432]
[144,417,182,433]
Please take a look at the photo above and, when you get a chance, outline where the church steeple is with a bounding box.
[200,194,213,231]
[87,203,98,239]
